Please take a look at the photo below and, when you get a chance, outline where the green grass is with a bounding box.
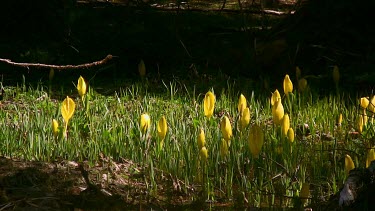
[0,74,374,208]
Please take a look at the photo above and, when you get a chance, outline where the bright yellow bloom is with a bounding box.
[197,128,205,149]
[61,96,76,124]
[220,139,229,157]
[203,91,215,118]
[283,74,293,95]
[298,78,307,92]
[221,116,232,141]
[360,97,369,109]
[296,66,301,80]
[52,119,59,138]
[157,116,167,142]
[300,183,310,204]
[140,113,151,135]
[248,124,264,158]
[358,115,364,133]
[270,89,281,106]
[200,147,208,162]
[337,113,343,126]
[333,65,340,85]
[281,114,290,137]
[238,94,247,114]
[366,148,375,168]
[138,60,146,78]
[77,76,87,98]
[240,107,251,131]
[345,154,355,175]
[287,128,294,143]
[369,96,375,113]
[272,99,284,125]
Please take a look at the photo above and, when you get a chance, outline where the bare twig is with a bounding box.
[0,54,113,70]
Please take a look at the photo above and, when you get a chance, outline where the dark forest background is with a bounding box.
[0,0,374,93]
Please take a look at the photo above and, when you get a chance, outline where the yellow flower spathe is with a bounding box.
[366,148,375,168]
[240,107,251,131]
[287,128,294,143]
[77,76,87,98]
[281,114,290,137]
[358,115,364,133]
[333,65,340,85]
[52,119,59,138]
[138,60,146,78]
[270,89,281,106]
[197,128,205,149]
[283,74,293,95]
[203,91,215,118]
[200,146,208,162]
[345,154,355,175]
[360,97,369,109]
[61,96,76,124]
[248,124,264,158]
[238,94,247,114]
[221,116,232,142]
[369,96,375,113]
[140,113,151,135]
[157,116,167,141]
[272,99,284,125]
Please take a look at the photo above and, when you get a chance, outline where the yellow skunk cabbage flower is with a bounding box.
[296,66,301,80]
[220,139,229,157]
[270,89,281,106]
[345,154,355,175]
[366,148,375,168]
[300,183,310,204]
[360,97,369,109]
[369,96,375,113]
[272,99,284,125]
[203,91,215,118]
[140,113,151,135]
[77,76,87,98]
[238,94,247,114]
[358,115,364,133]
[333,65,340,85]
[200,147,208,162]
[221,116,232,142]
[157,116,167,142]
[61,96,76,124]
[369,96,375,124]
[138,60,146,78]
[248,124,264,158]
[298,78,307,92]
[52,119,59,138]
[283,74,293,95]
[197,128,205,149]
[281,114,290,137]
[240,107,251,131]
[337,113,343,126]
[287,128,294,143]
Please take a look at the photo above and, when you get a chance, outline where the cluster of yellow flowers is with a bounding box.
[52,76,87,138]
[271,75,295,143]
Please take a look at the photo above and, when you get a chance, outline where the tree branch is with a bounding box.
[0,54,113,70]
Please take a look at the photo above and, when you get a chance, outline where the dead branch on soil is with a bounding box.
[0,54,113,70]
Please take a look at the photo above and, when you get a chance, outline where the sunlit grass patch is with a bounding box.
[0,71,374,208]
